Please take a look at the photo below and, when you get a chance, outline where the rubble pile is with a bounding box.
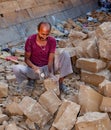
[0,9,111,130]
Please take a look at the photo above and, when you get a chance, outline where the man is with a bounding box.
[13,22,73,93]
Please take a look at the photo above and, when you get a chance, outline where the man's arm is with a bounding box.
[25,52,39,72]
[48,53,55,73]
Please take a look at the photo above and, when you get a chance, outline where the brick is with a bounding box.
[6,75,16,82]
[17,0,37,10]
[100,97,111,112]
[27,4,58,18]
[39,90,62,115]
[3,10,30,26]
[96,22,111,60]
[19,96,51,128]
[50,127,57,130]
[0,1,20,14]
[75,112,111,130]
[75,37,99,59]
[28,1,72,19]
[5,123,18,130]
[0,82,8,98]
[0,66,5,73]
[0,108,2,114]
[26,102,51,128]
[69,30,87,40]
[6,102,23,115]
[81,70,110,87]
[18,96,36,113]
[44,78,60,96]
[96,22,111,38]
[98,38,111,60]
[52,100,80,130]
[0,125,5,130]
[25,119,35,130]
[76,58,106,73]
[36,0,58,5]
[78,84,103,114]
[99,79,111,97]
[107,61,111,71]
[56,47,76,57]
[0,114,8,124]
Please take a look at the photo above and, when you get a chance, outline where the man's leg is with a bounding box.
[54,50,73,93]
[12,64,40,84]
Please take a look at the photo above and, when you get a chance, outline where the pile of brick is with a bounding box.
[1,10,111,130]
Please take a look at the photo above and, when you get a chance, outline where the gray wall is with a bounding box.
[0,0,98,46]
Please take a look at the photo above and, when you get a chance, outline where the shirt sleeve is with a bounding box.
[25,37,32,52]
[49,38,56,53]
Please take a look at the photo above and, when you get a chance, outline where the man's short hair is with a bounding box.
[37,22,51,31]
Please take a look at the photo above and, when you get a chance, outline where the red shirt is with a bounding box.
[25,34,56,67]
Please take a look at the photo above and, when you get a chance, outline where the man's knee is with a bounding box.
[12,65,23,74]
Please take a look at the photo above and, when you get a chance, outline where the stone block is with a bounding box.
[99,79,111,97]
[52,100,80,130]
[0,114,8,124]
[81,69,111,87]
[6,102,23,115]
[25,119,35,130]
[5,123,18,130]
[17,0,37,10]
[39,90,62,115]
[0,1,20,14]
[98,38,111,60]
[100,96,111,112]
[44,78,60,96]
[75,112,111,130]
[78,84,103,114]
[36,0,58,5]
[75,37,99,59]
[69,30,88,40]
[3,10,30,26]
[96,22,111,60]
[96,22,111,38]
[76,58,106,73]
[0,125,5,130]
[0,82,8,98]
[27,4,57,19]
[18,96,36,113]
[50,126,57,130]
[6,75,16,82]
[19,96,51,128]
[56,47,76,57]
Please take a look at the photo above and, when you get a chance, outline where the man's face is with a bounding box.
[38,25,51,41]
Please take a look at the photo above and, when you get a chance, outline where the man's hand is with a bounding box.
[48,73,58,81]
[32,65,40,74]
